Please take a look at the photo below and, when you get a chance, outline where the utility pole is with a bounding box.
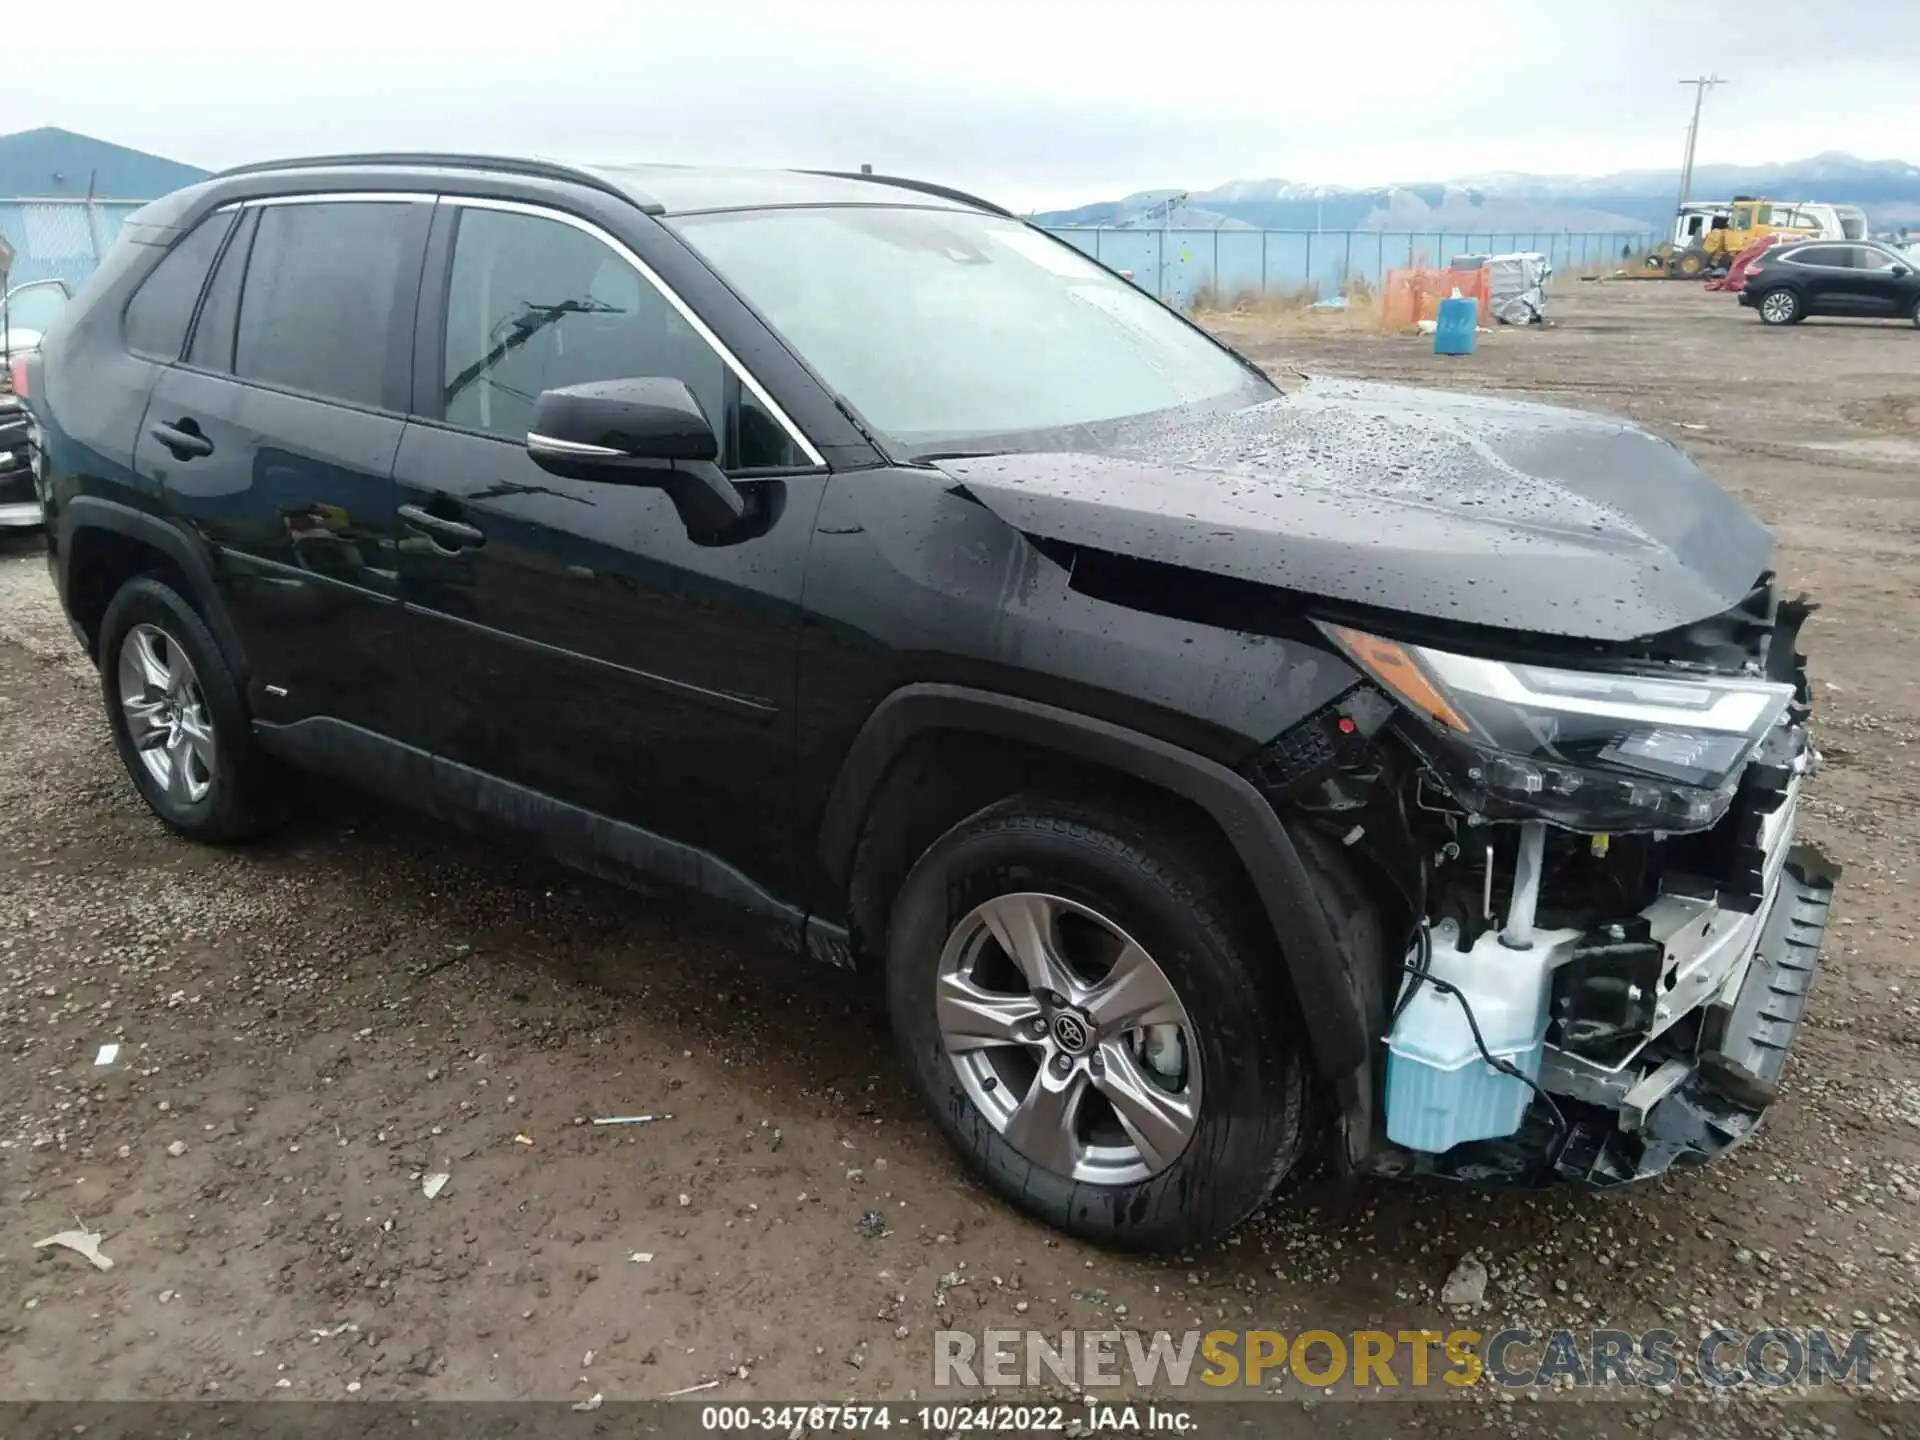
[1674,74,1726,216]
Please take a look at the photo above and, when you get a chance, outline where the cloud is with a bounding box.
[4,0,1915,208]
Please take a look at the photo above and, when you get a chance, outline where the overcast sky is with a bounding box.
[7,0,1916,209]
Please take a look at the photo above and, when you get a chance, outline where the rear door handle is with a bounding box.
[399,503,485,549]
[150,421,213,460]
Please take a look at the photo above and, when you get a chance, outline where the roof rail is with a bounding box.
[805,170,1014,219]
[208,153,663,214]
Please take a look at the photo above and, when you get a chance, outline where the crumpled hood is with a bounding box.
[939,377,1773,642]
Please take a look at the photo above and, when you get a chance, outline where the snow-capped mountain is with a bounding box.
[1033,154,1920,231]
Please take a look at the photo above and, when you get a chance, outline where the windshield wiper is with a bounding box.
[444,297,622,405]
[909,449,1010,464]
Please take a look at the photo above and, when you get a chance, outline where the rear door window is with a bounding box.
[232,199,430,411]
[1791,246,1847,268]
[123,214,235,360]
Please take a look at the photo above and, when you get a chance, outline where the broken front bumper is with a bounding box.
[1545,843,1835,1185]
[1372,780,1839,1189]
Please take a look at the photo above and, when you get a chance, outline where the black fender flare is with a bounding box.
[57,495,249,679]
[818,682,1370,1081]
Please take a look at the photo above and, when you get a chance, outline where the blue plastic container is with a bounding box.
[1385,1037,1543,1154]
[1382,928,1558,1153]
[1433,295,1478,355]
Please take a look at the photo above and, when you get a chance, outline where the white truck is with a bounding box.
[1660,199,1870,276]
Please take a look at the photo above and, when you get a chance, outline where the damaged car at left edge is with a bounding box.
[2,269,71,529]
[0,392,33,530]
[21,155,1836,1249]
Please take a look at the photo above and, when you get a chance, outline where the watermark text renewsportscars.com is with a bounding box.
[934,1327,1874,1391]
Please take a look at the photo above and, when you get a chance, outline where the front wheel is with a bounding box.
[1757,288,1802,325]
[885,796,1309,1249]
[1910,296,1919,329]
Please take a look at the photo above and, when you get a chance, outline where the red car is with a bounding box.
[1706,233,1795,294]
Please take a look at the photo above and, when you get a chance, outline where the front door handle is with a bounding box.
[399,503,485,549]
[150,420,213,460]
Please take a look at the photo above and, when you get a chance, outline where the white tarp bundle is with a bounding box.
[1482,252,1553,325]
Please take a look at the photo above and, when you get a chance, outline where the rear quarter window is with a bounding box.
[123,211,237,361]
[186,210,257,373]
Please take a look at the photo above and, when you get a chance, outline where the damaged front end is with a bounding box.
[1247,578,1839,1187]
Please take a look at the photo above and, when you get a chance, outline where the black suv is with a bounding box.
[1741,240,1920,326]
[18,155,1837,1248]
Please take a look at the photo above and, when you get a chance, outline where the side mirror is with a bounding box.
[526,377,745,536]
[1893,264,1913,279]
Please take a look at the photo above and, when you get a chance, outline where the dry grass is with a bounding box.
[1188,276,1389,333]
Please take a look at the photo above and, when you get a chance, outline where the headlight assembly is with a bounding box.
[1319,622,1795,832]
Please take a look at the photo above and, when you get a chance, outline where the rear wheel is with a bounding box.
[99,576,290,841]
[885,796,1309,1249]
[1910,296,1919,329]
[1674,248,1709,279]
[1757,288,1802,326]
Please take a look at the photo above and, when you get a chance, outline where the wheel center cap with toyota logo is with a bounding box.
[1050,1012,1093,1055]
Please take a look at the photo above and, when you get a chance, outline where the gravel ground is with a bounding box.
[1,282,1917,1434]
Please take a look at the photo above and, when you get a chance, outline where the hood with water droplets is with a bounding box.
[938,377,1772,642]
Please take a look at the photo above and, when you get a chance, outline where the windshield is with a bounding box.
[670,206,1270,455]
[3,282,72,338]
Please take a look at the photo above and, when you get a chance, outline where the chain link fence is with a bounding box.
[1042,226,1658,308]
[0,199,145,291]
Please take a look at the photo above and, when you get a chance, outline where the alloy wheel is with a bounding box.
[936,892,1201,1184]
[1761,291,1797,324]
[117,622,216,805]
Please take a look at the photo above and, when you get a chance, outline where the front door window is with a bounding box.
[440,207,802,471]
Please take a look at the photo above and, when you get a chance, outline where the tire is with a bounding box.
[1910,296,1919,329]
[1674,249,1708,279]
[1757,288,1802,326]
[885,795,1310,1250]
[98,575,289,841]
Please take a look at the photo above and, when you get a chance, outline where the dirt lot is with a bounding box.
[2,283,1917,1429]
